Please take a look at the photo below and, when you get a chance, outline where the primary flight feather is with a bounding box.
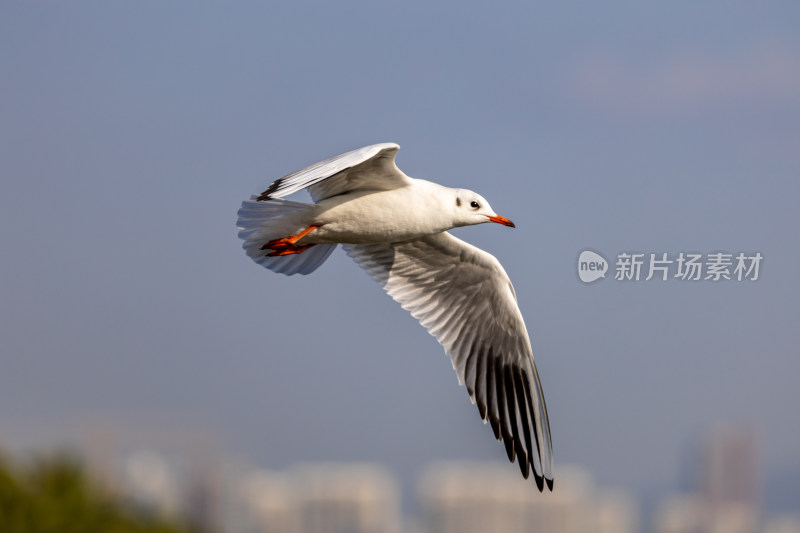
[236,143,554,490]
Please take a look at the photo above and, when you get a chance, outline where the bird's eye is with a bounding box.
[470,201,480,209]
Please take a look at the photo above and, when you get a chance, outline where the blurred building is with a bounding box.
[653,494,759,533]
[700,427,760,510]
[762,516,800,533]
[235,463,400,533]
[120,449,183,519]
[417,461,638,533]
[236,469,296,533]
[653,426,762,533]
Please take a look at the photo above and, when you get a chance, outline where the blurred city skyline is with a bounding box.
[2,423,788,533]
[1,0,798,523]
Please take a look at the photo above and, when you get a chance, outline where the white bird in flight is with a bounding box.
[236,143,554,490]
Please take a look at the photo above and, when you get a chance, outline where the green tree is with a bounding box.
[0,451,197,533]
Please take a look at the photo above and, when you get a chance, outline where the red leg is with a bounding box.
[261,225,321,255]
[267,244,316,257]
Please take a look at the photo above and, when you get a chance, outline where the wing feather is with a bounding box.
[256,143,410,202]
[343,232,553,489]
[487,354,502,441]
[505,364,529,478]
[474,347,488,420]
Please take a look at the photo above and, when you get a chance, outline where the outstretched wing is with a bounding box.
[343,233,554,490]
[257,143,411,203]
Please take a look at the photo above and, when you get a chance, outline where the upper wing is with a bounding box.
[257,143,411,203]
[343,233,554,490]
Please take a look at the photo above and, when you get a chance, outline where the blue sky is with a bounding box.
[1,1,798,504]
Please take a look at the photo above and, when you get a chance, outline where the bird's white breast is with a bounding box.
[306,182,455,244]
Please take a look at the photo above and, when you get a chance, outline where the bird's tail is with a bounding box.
[237,197,336,276]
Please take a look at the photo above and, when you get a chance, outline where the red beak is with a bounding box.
[488,214,516,228]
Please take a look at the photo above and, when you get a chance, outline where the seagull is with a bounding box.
[236,143,554,490]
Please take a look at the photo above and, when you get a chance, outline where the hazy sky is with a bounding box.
[2,1,798,505]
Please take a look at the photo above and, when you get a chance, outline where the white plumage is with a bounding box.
[237,143,553,490]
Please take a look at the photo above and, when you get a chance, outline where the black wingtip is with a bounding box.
[503,435,515,463]
[257,179,282,201]
[546,477,554,491]
[489,416,502,441]
[477,400,487,421]
[518,457,530,479]
[534,472,545,492]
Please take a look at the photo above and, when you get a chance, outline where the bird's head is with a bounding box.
[452,189,516,228]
